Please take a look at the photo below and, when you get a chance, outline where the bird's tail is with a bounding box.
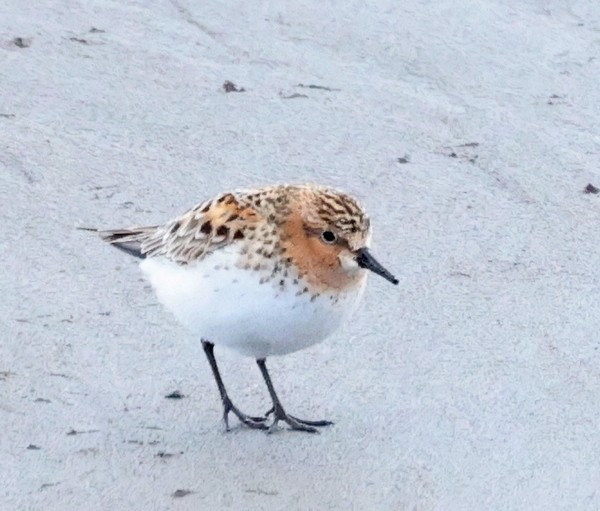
[77,226,158,259]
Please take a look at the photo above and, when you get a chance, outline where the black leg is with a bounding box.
[202,341,267,430]
[256,358,334,433]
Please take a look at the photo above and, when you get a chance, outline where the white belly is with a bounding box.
[139,250,366,358]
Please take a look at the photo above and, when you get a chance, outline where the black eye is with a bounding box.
[321,230,337,244]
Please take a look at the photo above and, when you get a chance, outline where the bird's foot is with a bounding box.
[223,398,268,430]
[265,406,334,433]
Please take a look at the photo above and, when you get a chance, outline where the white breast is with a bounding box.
[139,248,366,358]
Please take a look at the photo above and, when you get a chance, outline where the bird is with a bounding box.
[87,183,398,433]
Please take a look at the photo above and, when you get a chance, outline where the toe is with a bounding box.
[288,415,334,427]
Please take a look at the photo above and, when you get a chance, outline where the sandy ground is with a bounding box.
[2,0,600,509]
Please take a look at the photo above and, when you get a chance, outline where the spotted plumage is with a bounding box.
[90,183,397,433]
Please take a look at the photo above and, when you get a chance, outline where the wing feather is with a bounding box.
[93,193,262,264]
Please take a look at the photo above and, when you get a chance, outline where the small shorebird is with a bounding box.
[90,184,397,433]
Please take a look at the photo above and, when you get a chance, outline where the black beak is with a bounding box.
[355,248,398,285]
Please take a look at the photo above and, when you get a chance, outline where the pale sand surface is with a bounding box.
[2,1,600,509]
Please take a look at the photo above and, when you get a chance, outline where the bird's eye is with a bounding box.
[321,230,337,244]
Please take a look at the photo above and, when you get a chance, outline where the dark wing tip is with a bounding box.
[79,227,149,260]
[107,241,146,259]
[100,230,147,259]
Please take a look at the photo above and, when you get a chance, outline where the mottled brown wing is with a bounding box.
[98,192,262,264]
